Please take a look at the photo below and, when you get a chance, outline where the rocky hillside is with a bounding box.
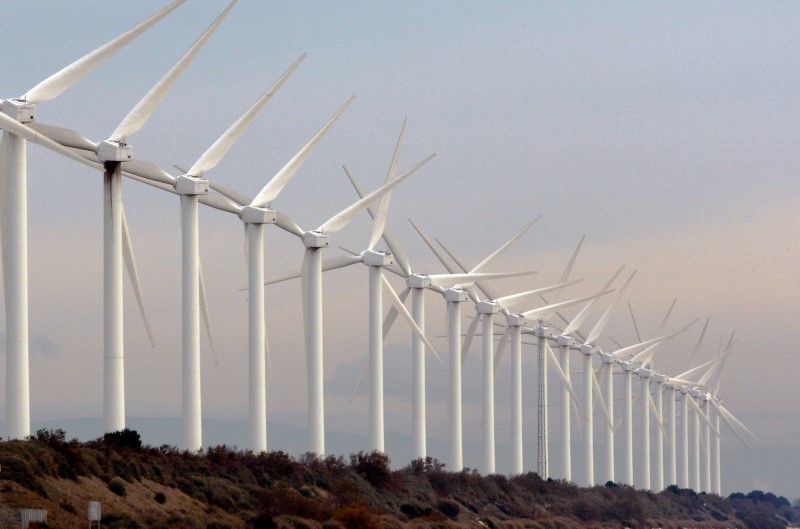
[0,429,796,529]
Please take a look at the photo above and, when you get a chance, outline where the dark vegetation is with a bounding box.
[0,428,797,529]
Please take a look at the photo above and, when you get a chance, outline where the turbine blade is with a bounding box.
[318,153,436,234]
[621,319,698,363]
[366,118,406,251]
[429,270,537,289]
[382,286,411,339]
[494,280,582,310]
[545,341,586,418]
[274,211,304,238]
[252,96,356,209]
[301,250,309,360]
[199,260,219,365]
[111,1,237,141]
[493,326,511,377]
[584,269,637,345]
[209,180,250,207]
[469,215,541,273]
[408,218,458,274]
[191,53,307,177]
[561,265,624,336]
[689,316,710,366]
[24,0,186,103]
[348,360,369,404]
[344,166,413,276]
[592,369,613,428]
[0,113,103,172]
[199,190,242,215]
[655,297,678,336]
[461,312,481,366]
[628,301,642,343]
[0,134,7,274]
[264,254,362,285]
[382,275,441,363]
[124,159,177,186]
[121,206,155,347]
[716,402,758,442]
[522,290,614,321]
[28,123,98,151]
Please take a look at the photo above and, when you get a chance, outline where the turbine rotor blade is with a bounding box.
[689,316,710,366]
[318,153,436,234]
[191,53,307,177]
[366,118,406,251]
[121,206,155,347]
[348,360,369,404]
[493,326,511,377]
[545,341,586,418]
[250,96,352,208]
[561,265,624,336]
[469,215,541,273]
[199,261,219,365]
[584,269,637,345]
[382,275,441,363]
[382,286,411,339]
[461,312,481,366]
[111,0,237,142]
[25,0,186,103]
[274,211,304,238]
[28,123,98,151]
[408,218,458,274]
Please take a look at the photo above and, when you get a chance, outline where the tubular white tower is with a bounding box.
[669,386,678,486]
[446,288,467,471]
[508,314,527,475]
[713,407,721,494]
[703,396,712,492]
[681,388,690,488]
[103,163,124,433]
[534,321,549,478]
[692,392,702,490]
[639,368,651,490]
[558,336,574,481]
[305,243,326,455]
[480,303,499,474]
[653,374,665,491]
[411,286,427,460]
[247,222,267,451]
[601,354,615,484]
[622,364,634,485]
[580,344,595,486]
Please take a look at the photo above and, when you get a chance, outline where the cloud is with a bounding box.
[0,332,60,357]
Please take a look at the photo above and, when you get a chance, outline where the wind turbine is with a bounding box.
[415,219,540,471]
[268,148,436,456]
[189,67,352,453]
[27,2,241,442]
[0,0,185,440]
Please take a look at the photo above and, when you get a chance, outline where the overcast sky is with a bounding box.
[2,1,798,496]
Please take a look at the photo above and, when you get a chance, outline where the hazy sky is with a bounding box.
[2,1,799,495]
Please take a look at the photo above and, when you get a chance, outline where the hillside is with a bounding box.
[0,429,796,529]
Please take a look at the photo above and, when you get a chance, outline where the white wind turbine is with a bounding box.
[36,0,237,435]
[548,265,624,482]
[0,0,185,440]
[301,120,439,453]
[447,235,586,478]
[268,149,437,456]
[413,219,541,471]
[187,66,354,453]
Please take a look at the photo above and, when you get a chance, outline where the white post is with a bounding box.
[368,265,384,452]
[623,368,634,485]
[582,348,594,486]
[681,390,690,488]
[703,400,711,492]
[669,387,677,486]
[604,360,615,484]
[481,312,496,474]
[559,342,571,481]
[639,373,651,490]
[247,223,267,452]
[713,410,721,494]
[103,163,125,434]
[654,380,664,491]
[448,298,463,471]
[181,194,202,452]
[536,325,548,479]
[411,287,426,460]
[693,398,701,490]
[4,133,30,440]
[511,324,523,475]
[306,247,325,456]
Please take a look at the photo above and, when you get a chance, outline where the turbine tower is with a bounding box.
[0,0,185,440]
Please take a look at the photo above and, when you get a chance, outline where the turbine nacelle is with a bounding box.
[406,273,432,289]
[361,250,394,267]
[477,300,501,314]
[652,372,667,383]
[689,388,702,398]
[637,367,652,378]
[506,313,528,327]
[1,99,35,123]
[619,360,634,371]
[530,323,549,338]
[175,174,209,195]
[444,288,468,303]
[303,230,329,249]
[239,205,276,225]
[580,343,598,356]
[599,350,615,363]
[556,335,576,347]
[97,139,133,162]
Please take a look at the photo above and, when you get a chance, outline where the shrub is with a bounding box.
[437,499,460,518]
[349,451,394,489]
[109,478,127,496]
[334,505,380,529]
[103,429,142,450]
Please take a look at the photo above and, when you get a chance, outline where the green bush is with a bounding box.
[109,478,127,496]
